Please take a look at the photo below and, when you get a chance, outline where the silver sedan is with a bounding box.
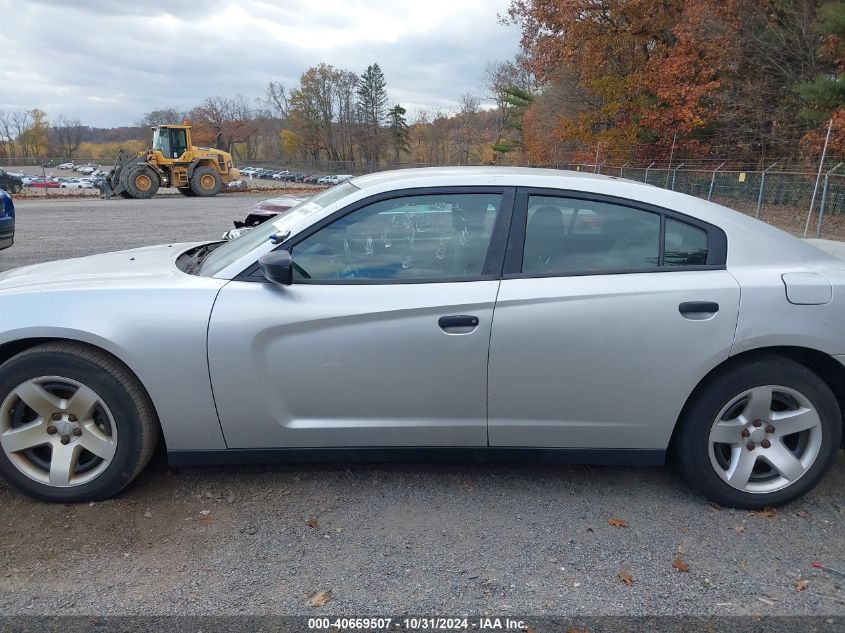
[1,167,843,507]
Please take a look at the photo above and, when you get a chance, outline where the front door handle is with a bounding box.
[438,315,479,329]
[679,301,719,315]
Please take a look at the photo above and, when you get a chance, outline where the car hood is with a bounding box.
[0,242,207,292]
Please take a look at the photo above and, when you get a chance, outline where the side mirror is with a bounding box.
[258,250,293,286]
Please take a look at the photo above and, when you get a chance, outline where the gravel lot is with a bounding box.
[0,195,843,617]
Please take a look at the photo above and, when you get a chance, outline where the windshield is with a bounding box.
[198,181,360,276]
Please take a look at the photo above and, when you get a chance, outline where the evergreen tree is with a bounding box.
[357,63,389,162]
[491,85,534,155]
[795,1,845,122]
[387,104,409,162]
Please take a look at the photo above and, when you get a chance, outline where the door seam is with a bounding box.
[485,279,503,447]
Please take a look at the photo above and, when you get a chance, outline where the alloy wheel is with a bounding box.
[708,384,822,494]
[0,376,118,487]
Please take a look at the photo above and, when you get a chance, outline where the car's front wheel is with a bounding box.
[0,342,158,502]
[674,355,841,508]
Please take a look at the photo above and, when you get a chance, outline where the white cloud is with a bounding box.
[0,0,520,126]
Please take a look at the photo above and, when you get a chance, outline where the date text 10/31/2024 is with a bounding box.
[307,617,529,630]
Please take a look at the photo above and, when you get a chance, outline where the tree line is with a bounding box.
[1,1,842,169]
[500,0,844,166]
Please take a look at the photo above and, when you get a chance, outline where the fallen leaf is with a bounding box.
[757,597,776,606]
[795,510,809,517]
[676,545,687,554]
[197,514,213,524]
[617,570,633,586]
[608,518,628,528]
[795,579,810,591]
[733,525,746,533]
[565,628,588,633]
[308,590,331,607]
[680,527,689,534]
[306,518,319,529]
[840,507,845,515]
[709,501,724,510]
[672,558,690,572]
[747,507,777,518]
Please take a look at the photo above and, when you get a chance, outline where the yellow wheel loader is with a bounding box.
[100,125,240,199]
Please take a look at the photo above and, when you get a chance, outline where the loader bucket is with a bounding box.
[99,150,146,199]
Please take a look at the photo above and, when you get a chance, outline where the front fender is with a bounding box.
[0,284,228,450]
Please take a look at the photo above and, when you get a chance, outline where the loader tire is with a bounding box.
[124,166,160,199]
[177,187,196,197]
[190,166,222,197]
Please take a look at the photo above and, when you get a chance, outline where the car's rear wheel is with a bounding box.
[673,355,841,508]
[11,183,21,194]
[0,342,158,502]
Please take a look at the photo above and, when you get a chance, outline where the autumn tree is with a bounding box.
[138,108,185,127]
[18,109,50,157]
[51,115,85,158]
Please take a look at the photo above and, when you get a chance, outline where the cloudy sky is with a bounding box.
[0,0,521,128]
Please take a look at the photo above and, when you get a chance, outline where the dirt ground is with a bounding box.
[0,194,843,617]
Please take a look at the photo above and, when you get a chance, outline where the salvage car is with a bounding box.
[222,194,308,240]
[0,189,14,250]
[1,167,844,507]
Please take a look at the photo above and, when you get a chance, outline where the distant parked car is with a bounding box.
[61,179,95,189]
[57,162,75,170]
[30,179,60,188]
[0,168,23,195]
[0,189,13,250]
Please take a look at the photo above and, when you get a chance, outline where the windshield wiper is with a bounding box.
[183,242,223,275]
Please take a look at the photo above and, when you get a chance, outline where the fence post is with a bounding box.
[707,162,726,201]
[815,162,843,239]
[755,161,778,219]
[671,163,685,191]
[644,161,656,184]
[804,118,834,237]
[41,161,48,199]
[620,162,629,178]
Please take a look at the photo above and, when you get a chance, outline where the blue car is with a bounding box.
[0,189,14,250]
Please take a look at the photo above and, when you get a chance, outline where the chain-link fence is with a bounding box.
[561,162,845,241]
[4,155,845,241]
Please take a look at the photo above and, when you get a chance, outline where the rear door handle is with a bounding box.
[438,315,479,329]
[679,301,719,315]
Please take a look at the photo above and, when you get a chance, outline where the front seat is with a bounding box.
[523,206,564,272]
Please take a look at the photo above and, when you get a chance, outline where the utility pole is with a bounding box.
[594,142,601,174]
[803,118,833,238]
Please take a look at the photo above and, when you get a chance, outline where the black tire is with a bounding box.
[119,191,133,199]
[190,166,222,197]
[177,186,196,197]
[11,183,21,195]
[124,166,160,199]
[673,354,841,509]
[0,342,158,502]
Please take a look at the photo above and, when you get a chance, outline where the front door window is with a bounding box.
[291,193,503,281]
